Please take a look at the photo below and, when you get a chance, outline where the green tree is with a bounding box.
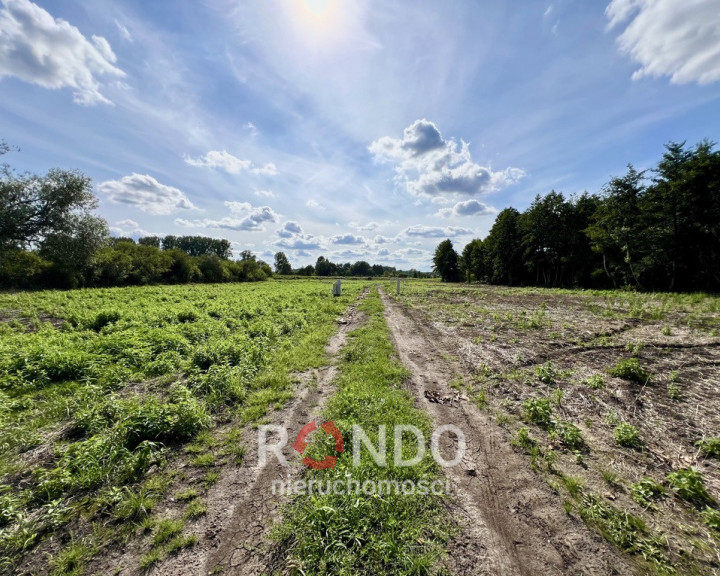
[433,239,460,282]
[460,238,485,282]
[483,208,523,285]
[274,251,292,274]
[1,158,99,253]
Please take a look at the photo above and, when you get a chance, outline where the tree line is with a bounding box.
[272,252,430,278]
[0,143,271,289]
[434,140,720,292]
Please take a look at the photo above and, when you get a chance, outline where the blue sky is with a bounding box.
[1,0,720,270]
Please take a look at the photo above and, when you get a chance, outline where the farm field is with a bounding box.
[386,282,720,575]
[1,279,719,576]
[0,279,366,575]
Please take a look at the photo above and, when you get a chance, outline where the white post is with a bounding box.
[333,279,342,297]
[396,277,401,295]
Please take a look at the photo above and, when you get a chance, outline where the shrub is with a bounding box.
[700,507,720,532]
[584,374,605,389]
[614,422,643,450]
[609,358,651,384]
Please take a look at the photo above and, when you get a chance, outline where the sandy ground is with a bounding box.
[379,288,636,576]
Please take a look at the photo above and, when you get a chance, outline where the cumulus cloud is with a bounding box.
[373,235,395,245]
[116,219,139,228]
[0,0,125,105]
[437,199,496,218]
[369,119,524,198]
[306,199,325,210]
[100,174,197,215]
[400,225,474,238]
[606,0,720,85]
[331,233,366,245]
[185,150,278,176]
[174,202,278,232]
[273,220,324,250]
[254,189,275,198]
[356,221,380,231]
[277,221,303,238]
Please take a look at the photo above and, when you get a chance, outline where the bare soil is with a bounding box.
[380,288,636,576]
[387,284,720,575]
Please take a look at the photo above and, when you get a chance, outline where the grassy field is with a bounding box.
[388,282,720,575]
[0,279,365,575]
[2,279,720,575]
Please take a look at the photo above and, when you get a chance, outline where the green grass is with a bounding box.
[630,478,667,510]
[273,288,452,575]
[0,279,367,572]
[696,437,720,459]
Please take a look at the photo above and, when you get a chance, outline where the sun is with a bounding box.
[301,0,333,15]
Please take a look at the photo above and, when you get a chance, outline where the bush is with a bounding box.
[0,250,51,288]
[609,358,651,384]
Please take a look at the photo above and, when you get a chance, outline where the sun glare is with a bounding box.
[302,0,333,15]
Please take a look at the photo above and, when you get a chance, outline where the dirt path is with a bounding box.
[98,299,366,576]
[379,288,636,576]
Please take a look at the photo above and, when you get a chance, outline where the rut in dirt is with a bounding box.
[379,288,636,576]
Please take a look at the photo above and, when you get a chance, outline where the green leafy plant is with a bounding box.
[614,422,643,450]
[522,397,553,427]
[609,358,651,384]
[666,468,715,508]
[630,478,666,510]
[696,437,720,459]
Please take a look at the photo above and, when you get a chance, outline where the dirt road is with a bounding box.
[379,288,636,576]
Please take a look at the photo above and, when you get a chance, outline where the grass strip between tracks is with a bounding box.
[273,287,453,576]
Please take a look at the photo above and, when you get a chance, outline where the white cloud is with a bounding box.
[544,5,553,17]
[254,189,275,198]
[175,202,279,231]
[369,119,524,198]
[100,174,197,215]
[114,19,132,42]
[277,221,303,238]
[400,225,474,238]
[356,221,380,231]
[437,199,496,218]
[373,235,395,244]
[116,219,139,228]
[184,150,278,175]
[0,0,125,105]
[606,0,720,85]
[306,199,325,210]
[331,233,366,245]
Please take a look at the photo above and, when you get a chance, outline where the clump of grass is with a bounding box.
[49,536,95,576]
[522,397,553,427]
[608,358,651,384]
[661,325,672,336]
[601,469,622,489]
[191,453,215,468]
[184,498,207,520]
[113,487,156,521]
[666,468,716,508]
[630,477,666,510]
[139,548,162,570]
[152,518,184,547]
[561,474,585,499]
[614,422,643,450]
[511,427,536,452]
[174,488,198,502]
[667,382,682,400]
[696,437,720,459]
[577,494,668,569]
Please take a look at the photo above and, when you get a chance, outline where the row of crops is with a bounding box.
[0,279,364,573]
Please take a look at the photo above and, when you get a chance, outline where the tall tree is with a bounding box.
[433,239,460,282]
[483,208,523,285]
[274,251,292,275]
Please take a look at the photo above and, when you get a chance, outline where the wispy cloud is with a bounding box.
[185,150,278,175]
[606,0,720,84]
